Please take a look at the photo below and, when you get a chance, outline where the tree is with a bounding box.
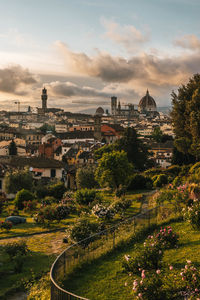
[14,189,34,210]
[39,123,55,134]
[151,127,163,143]
[171,74,200,161]
[115,127,150,170]
[95,127,150,170]
[4,169,33,194]
[8,140,17,155]
[95,150,133,190]
[48,181,66,200]
[76,167,97,189]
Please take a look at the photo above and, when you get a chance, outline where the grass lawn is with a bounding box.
[62,219,200,300]
[0,230,67,299]
[0,190,145,239]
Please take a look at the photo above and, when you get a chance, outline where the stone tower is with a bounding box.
[94,115,102,141]
[41,87,48,113]
[111,96,117,115]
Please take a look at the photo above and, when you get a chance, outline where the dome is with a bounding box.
[95,107,104,116]
[138,90,157,112]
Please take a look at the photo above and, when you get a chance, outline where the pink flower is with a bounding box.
[169,266,173,270]
[138,293,142,298]
[156,270,161,274]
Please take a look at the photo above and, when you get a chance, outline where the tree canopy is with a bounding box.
[95,127,150,170]
[171,74,200,161]
[8,140,17,155]
[95,150,133,190]
[4,169,33,194]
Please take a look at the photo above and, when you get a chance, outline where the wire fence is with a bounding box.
[50,205,175,300]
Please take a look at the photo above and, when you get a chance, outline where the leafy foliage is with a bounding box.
[76,167,97,189]
[67,218,99,247]
[48,181,66,200]
[14,189,35,210]
[171,74,200,161]
[8,140,17,155]
[5,169,33,194]
[128,174,153,190]
[75,189,96,205]
[95,150,133,190]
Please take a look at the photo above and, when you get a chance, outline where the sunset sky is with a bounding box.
[0,0,200,112]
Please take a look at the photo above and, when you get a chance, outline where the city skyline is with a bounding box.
[0,0,200,112]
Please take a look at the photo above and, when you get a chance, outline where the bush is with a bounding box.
[153,174,168,188]
[75,189,96,205]
[34,204,70,224]
[183,201,200,230]
[14,189,35,210]
[4,240,29,260]
[144,168,163,177]
[76,167,97,189]
[179,260,200,299]
[40,196,57,206]
[111,197,132,214]
[66,218,99,247]
[147,226,179,249]
[0,196,6,214]
[115,185,127,197]
[123,243,163,274]
[128,174,153,190]
[189,162,200,174]
[35,185,49,199]
[132,271,166,300]
[92,204,115,220]
[165,165,181,176]
[23,200,37,213]
[4,169,33,194]
[0,220,12,231]
[48,181,66,200]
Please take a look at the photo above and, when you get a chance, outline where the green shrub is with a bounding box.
[144,168,163,177]
[0,196,5,214]
[4,169,33,193]
[35,185,49,199]
[66,218,99,247]
[76,167,97,189]
[92,204,115,220]
[14,189,35,210]
[0,220,12,231]
[48,181,66,200]
[165,165,181,176]
[153,174,168,187]
[132,271,166,300]
[183,201,200,230]
[41,196,56,206]
[128,174,152,190]
[147,226,179,249]
[189,162,200,174]
[75,189,96,205]
[111,197,132,214]
[172,175,183,187]
[123,243,163,274]
[4,240,29,260]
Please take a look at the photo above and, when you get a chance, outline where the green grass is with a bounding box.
[0,230,67,299]
[0,191,144,239]
[62,219,200,300]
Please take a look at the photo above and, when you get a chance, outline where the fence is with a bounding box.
[50,205,175,300]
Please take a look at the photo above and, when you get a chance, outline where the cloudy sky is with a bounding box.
[0,0,200,112]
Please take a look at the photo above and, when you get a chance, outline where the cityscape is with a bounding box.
[0,1,200,300]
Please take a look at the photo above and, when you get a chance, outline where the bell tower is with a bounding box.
[41,87,48,113]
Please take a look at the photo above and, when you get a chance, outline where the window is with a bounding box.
[51,169,56,178]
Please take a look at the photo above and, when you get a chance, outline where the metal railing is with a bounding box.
[50,205,174,300]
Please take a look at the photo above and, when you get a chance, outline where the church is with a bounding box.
[110,90,159,119]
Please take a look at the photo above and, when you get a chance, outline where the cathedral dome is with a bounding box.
[138,90,157,112]
[95,107,104,116]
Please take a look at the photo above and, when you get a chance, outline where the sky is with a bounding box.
[0,0,200,112]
